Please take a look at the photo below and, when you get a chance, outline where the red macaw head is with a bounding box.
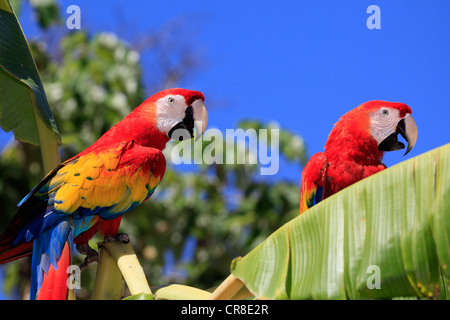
[364,100,418,155]
[151,88,208,142]
[87,88,209,153]
[326,100,418,158]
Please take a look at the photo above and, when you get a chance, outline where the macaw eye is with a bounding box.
[381,108,389,116]
[168,97,175,104]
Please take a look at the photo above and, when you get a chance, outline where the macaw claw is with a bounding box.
[77,243,98,272]
[105,233,130,243]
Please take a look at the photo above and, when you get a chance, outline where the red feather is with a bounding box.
[0,241,33,264]
[300,100,410,213]
[36,242,71,300]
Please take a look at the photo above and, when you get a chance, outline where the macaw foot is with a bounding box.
[76,234,129,272]
[104,233,130,243]
[77,243,99,272]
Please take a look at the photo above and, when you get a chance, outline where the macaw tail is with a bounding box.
[0,234,33,264]
[30,219,74,300]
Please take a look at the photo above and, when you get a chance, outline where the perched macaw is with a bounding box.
[300,100,418,213]
[0,88,208,300]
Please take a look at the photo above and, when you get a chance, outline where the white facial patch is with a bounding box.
[155,94,187,135]
[370,108,401,144]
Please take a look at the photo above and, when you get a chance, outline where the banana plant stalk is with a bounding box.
[154,284,211,300]
[96,241,153,299]
[210,274,247,300]
[92,243,124,300]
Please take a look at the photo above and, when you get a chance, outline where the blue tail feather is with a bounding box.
[29,219,73,300]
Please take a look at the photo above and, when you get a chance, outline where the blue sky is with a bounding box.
[1,0,449,182]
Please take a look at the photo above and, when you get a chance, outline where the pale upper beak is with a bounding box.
[167,100,208,142]
[192,100,208,141]
[378,114,418,156]
[397,114,418,155]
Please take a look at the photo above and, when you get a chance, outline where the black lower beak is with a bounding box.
[378,115,418,156]
[168,106,195,141]
[378,131,405,152]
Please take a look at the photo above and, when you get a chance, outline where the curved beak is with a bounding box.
[168,100,208,142]
[397,114,418,155]
[192,100,208,141]
[378,114,418,156]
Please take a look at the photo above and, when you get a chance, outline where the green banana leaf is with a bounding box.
[0,0,60,173]
[231,144,450,299]
[122,293,154,300]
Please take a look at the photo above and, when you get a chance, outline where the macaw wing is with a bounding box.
[53,142,165,215]
[0,162,67,261]
[11,141,166,244]
[299,152,328,214]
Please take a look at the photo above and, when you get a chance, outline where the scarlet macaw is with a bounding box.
[300,100,418,213]
[0,88,208,299]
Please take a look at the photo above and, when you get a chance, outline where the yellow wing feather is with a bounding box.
[49,144,165,216]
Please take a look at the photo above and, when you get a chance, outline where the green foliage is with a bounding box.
[8,0,61,29]
[0,0,61,175]
[41,31,144,150]
[29,0,61,29]
[231,144,450,300]
[0,0,61,234]
[122,293,154,300]
[0,0,60,144]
